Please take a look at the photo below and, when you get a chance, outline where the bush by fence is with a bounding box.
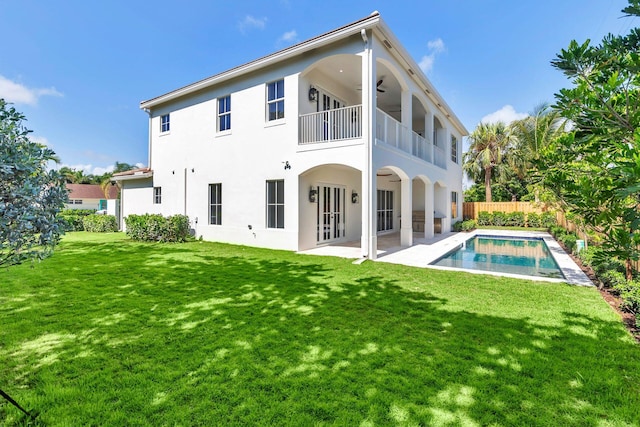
[83,214,118,232]
[125,214,190,242]
[60,209,95,231]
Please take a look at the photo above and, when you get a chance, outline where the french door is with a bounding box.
[316,184,346,244]
[319,91,344,141]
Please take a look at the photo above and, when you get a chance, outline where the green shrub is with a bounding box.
[559,233,577,252]
[60,209,95,231]
[477,211,491,226]
[125,214,190,242]
[577,245,599,267]
[453,221,463,232]
[506,211,525,227]
[461,219,477,231]
[527,212,541,228]
[541,211,557,228]
[612,280,640,316]
[550,225,565,238]
[492,211,507,226]
[82,214,118,232]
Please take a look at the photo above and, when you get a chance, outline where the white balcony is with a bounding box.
[299,105,362,144]
[376,109,443,169]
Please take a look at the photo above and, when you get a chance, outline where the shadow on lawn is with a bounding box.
[2,237,640,426]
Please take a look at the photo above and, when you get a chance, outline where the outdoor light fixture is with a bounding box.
[351,191,359,204]
[309,187,318,203]
[283,161,291,170]
[308,86,318,101]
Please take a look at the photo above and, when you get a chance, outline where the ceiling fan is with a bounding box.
[357,77,386,92]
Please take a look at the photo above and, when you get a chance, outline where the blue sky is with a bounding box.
[0,0,635,175]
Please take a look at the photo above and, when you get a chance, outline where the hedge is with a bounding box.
[60,209,95,231]
[83,214,118,232]
[125,214,190,242]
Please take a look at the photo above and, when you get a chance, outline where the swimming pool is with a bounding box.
[430,235,564,279]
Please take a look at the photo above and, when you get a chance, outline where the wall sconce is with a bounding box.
[351,191,359,204]
[308,86,318,102]
[283,161,291,170]
[309,187,318,203]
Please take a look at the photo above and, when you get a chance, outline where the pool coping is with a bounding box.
[376,229,594,287]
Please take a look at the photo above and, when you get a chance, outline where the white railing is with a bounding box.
[412,132,432,163]
[299,105,362,144]
[375,109,411,154]
[434,145,446,169]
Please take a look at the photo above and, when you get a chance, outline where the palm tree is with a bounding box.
[463,122,512,202]
[509,104,566,200]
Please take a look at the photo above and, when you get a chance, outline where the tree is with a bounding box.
[0,99,67,267]
[463,122,512,202]
[538,0,640,279]
[509,104,567,201]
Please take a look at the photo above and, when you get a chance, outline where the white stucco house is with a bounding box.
[113,12,468,260]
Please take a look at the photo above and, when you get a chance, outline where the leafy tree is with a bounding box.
[463,122,512,202]
[539,0,640,279]
[0,99,67,267]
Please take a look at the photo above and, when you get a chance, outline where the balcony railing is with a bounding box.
[299,105,362,144]
[376,109,444,169]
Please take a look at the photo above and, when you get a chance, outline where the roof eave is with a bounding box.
[140,13,381,110]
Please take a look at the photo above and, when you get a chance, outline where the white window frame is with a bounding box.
[376,189,394,232]
[451,191,458,219]
[266,79,285,122]
[209,183,222,225]
[451,135,458,163]
[153,187,162,204]
[217,96,231,132]
[266,180,284,229]
[160,114,170,133]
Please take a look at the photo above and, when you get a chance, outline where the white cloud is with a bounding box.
[427,38,445,53]
[278,30,298,44]
[480,105,529,124]
[0,75,63,106]
[238,15,267,34]
[418,38,446,73]
[30,135,51,147]
[419,55,436,73]
[60,163,115,176]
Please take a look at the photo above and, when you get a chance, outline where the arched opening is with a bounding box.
[434,181,448,234]
[375,165,412,250]
[299,54,363,144]
[298,164,362,251]
[433,116,447,168]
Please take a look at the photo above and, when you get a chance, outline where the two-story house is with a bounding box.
[113,12,468,260]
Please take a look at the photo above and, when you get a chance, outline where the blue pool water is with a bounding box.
[431,236,564,279]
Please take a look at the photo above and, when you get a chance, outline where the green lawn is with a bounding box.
[1,233,639,426]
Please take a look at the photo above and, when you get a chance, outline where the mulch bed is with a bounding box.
[565,248,640,343]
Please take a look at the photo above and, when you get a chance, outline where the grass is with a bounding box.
[1,232,639,426]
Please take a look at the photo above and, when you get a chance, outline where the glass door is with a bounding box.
[316,184,346,244]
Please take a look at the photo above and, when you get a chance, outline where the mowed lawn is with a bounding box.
[1,233,639,426]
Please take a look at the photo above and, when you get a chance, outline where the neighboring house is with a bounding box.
[66,184,118,211]
[114,12,468,259]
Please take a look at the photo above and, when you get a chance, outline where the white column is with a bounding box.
[400,178,413,247]
[424,182,434,239]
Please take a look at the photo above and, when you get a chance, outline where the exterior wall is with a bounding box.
[123,25,465,250]
[65,199,102,210]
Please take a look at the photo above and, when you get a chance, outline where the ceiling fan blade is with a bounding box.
[377,79,383,87]
[377,88,385,93]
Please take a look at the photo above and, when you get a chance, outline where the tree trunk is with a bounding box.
[626,258,633,281]
[484,167,492,203]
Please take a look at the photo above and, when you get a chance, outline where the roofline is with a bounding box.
[140,11,468,136]
[372,19,468,136]
[140,12,381,110]
[111,168,153,181]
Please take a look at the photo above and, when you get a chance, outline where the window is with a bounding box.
[451,135,458,163]
[218,96,231,132]
[74,199,83,205]
[451,191,458,219]
[267,79,284,121]
[377,190,394,232]
[161,114,170,133]
[266,180,284,228]
[154,187,162,204]
[209,184,222,225]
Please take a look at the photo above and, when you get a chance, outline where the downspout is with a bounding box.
[361,28,374,259]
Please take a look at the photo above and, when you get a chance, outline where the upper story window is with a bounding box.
[451,135,458,163]
[218,96,231,132]
[267,79,284,121]
[161,114,170,133]
[154,187,162,204]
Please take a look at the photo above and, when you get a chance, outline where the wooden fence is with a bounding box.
[463,202,589,241]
